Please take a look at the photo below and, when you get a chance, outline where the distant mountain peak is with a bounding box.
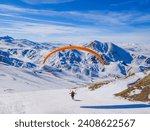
[85,40,133,64]
[0,35,14,40]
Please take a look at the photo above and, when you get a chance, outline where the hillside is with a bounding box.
[115,74,150,102]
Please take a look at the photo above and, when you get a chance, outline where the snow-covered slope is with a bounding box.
[0,70,149,114]
[0,36,150,114]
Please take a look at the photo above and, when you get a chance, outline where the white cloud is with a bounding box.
[0,20,99,36]
[0,4,149,27]
[0,19,104,43]
[0,19,150,44]
[133,14,150,23]
[21,0,75,4]
[0,4,149,44]
[0,4,27,12]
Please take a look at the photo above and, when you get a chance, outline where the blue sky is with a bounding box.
[0,0,150,44]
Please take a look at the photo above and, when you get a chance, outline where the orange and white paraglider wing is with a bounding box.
[43,46,105,65]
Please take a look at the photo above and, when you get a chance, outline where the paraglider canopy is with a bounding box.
[43,46,105,65]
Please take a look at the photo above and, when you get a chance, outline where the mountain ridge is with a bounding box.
[0,36,149,82]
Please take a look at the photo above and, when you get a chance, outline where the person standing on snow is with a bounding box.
[69,90,76,100]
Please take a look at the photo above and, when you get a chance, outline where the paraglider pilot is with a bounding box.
[69,90,76,100]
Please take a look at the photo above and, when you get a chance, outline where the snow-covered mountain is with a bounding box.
[0,36,149,82]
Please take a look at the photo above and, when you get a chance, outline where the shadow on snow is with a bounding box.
[80,104,150,109]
